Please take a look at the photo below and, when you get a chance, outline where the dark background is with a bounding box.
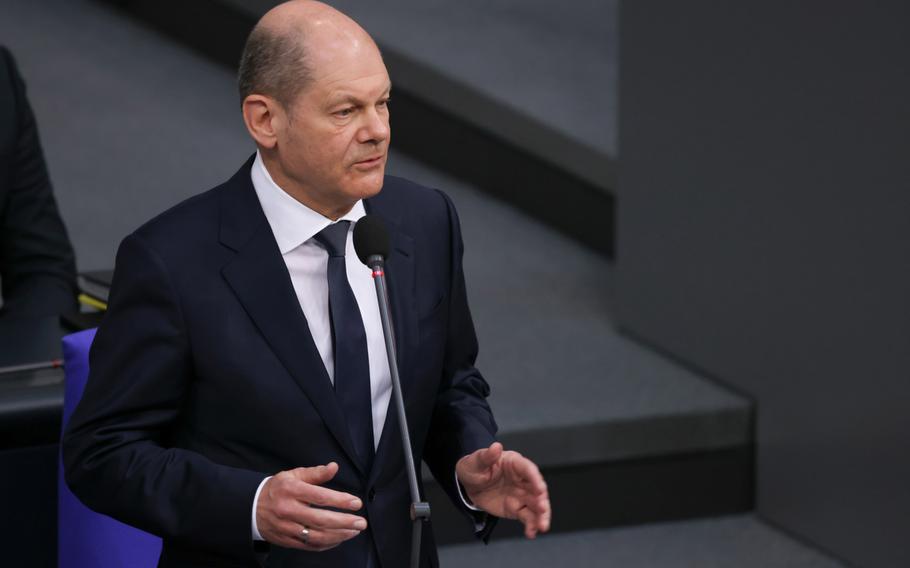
[618,2,910,566]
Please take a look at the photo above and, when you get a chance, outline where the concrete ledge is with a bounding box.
[427,448,754,545]
[440,514,846,567]
[502,407,751,469]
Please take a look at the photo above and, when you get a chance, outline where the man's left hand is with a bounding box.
[455,442,551,539]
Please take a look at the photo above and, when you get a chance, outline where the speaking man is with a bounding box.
[63,1,550,566]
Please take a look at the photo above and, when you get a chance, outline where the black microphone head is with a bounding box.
[353,215,390,266]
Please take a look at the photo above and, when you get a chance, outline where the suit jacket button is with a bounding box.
[368,487,376,502]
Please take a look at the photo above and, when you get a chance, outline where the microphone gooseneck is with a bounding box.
[353,215,430,568]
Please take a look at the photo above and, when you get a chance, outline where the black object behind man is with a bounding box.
[0,46,77,320]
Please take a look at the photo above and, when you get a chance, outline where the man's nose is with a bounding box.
[358,107,390,144]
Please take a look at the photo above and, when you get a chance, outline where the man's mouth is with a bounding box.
[354,154,384,167]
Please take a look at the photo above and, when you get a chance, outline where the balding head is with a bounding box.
[238,0,391,220]
[238,0,380,108]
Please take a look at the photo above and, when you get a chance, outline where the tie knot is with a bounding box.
[313,221,351,257]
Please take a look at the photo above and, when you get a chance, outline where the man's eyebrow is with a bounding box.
[329,84,393,107]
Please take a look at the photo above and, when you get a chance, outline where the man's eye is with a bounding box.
[378,99,390,108]
[335,108,354,118]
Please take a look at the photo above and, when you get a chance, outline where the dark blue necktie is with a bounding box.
[313,221,375,472]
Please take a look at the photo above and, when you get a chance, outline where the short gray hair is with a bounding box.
[237,23,313,108]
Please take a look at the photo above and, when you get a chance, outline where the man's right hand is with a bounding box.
[256,462,367,551]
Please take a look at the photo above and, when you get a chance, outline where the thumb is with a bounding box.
[470,442,503,471]
[292,461,339,485]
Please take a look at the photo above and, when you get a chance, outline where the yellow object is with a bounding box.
[78,293,108,311]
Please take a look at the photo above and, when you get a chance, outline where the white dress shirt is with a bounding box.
[247,153,478,541]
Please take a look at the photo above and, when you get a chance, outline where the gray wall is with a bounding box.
[616,2,910,567]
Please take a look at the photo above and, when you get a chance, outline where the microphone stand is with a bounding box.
[367,254,430,568]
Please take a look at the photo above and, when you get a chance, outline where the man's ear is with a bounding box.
[242,94,281,149]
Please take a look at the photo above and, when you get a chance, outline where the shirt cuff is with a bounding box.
[455,470,482,512]
[455,470,488,533]
[251,476,271,541]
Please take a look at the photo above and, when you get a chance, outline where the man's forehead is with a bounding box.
[302,25,385,78]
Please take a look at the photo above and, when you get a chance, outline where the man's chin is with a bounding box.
[349,170,385,199]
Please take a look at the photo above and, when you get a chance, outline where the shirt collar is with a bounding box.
[250,151,366,254]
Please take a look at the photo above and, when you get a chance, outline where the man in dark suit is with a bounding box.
[63,2,550,566]
[0,46,77,319]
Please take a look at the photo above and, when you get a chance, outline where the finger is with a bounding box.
[505,485,550,532]
[477,442,503,468]
[504,493,525,517]
[273,502,366,532]
[267,495,367,530]
[507,454,542,486]
[515,506,540,539]
[295,482,363,511]
[458,443,504,485]
[262,520,320,551]
[459,460,501,489]
[291,462,339,485]
[283,522,360,551]
[535,493,551,532]
[268,528,312,551]
[507,455,547,494]
[518,482,548,510]
[299,526,362,550]
[519,488,550,515]
[301,506,368,531]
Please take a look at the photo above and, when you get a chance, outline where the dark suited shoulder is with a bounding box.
[124,159,262,283]
[375,174,452,225]
[370,174,462,276]
[368,175,464,321]
[130,173,238,258]
[133,185,222,242]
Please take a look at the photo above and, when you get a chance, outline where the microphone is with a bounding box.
[353,215,429,568]
[353,214,390,269]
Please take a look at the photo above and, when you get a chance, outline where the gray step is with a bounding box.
[439,515,846,568]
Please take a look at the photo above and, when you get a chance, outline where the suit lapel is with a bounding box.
[218,159,365,477]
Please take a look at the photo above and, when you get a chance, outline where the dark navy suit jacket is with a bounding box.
[0,46,77,319]
[63,157,498,567]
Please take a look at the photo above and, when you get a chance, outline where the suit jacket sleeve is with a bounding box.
[62,232,265,562]
[422,190,499,540]
[0,46,77,318]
